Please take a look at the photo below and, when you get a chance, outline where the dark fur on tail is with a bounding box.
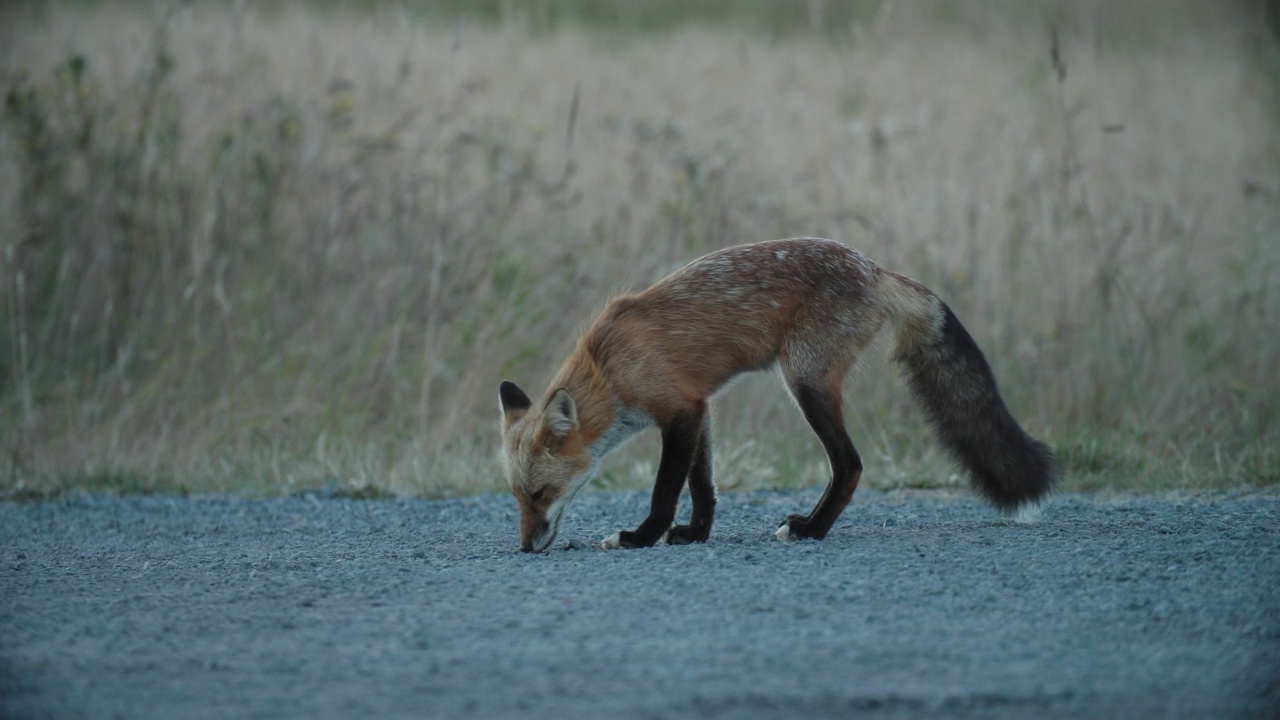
[895,303,1057,511]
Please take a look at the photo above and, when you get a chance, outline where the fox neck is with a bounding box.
[589,405,653,464]
[547,343,654,468]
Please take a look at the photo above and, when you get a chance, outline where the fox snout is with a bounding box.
[521,518,554,553]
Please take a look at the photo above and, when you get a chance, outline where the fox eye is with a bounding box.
[530,488,545,502]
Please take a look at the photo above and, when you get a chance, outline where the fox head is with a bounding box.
[499,380,594,552]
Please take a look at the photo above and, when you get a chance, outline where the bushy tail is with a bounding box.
[885,276,1058,514]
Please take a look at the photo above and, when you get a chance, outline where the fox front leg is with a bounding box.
[663,415,714,545]
[602,407,704,549]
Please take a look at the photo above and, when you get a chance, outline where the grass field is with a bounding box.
[1,1,1277,499]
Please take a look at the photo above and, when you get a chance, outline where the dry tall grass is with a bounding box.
[1,1,1277,497]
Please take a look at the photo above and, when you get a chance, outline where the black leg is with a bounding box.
[780,383,862,540]
[666,416,715,544]
[609,404,705,548]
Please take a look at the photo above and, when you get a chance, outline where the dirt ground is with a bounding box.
[2,489,1277,719]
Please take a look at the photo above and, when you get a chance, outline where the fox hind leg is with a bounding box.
[777,381,863,541]
[665,416,715,545]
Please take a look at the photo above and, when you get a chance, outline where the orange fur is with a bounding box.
[499,238,1055,552]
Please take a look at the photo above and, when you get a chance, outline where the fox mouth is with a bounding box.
[523,508,565,553]
[519,474,592,552]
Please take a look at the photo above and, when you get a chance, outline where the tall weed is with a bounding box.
[1,1,1276,497]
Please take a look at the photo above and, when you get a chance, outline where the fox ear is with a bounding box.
[499,381,533,426]
[541,388,579,437]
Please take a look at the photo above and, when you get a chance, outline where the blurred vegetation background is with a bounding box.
[1,0,1277,498]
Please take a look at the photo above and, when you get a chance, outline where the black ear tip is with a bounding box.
[499,380,533,411]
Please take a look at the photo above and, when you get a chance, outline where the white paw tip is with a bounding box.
[601,532,622,549]
[775,524,792,541]
[660,529,672,544]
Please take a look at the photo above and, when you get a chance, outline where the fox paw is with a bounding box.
[664,523,710,545]
[601,530,660,549]
[776,515,813,541]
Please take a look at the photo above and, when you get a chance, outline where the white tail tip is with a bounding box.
[1012,500,1044,524]
[601,532,622,549]
[775,524,793,541]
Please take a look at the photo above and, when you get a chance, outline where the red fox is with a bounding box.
[499,238,1057,552]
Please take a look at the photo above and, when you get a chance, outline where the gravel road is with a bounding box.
[2,489,1277,719]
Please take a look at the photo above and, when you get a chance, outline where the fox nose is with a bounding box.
[521,520,552,553]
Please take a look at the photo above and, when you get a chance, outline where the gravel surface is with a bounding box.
[2,489,1278,719]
